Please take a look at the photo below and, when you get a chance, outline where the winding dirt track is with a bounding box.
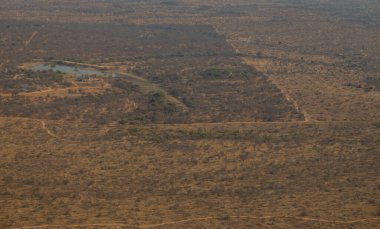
[24,31,38,47]
[12,215,380,229]
[267,76,311,122]
[212,25,311,123]
[39,120,59,138]
[27,60,188,112]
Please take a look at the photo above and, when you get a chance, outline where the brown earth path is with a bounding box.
[39,120,59,138]
[0,116,367,132]
[267,75,312,122]
[24,31,38,47]
[212,25,311,122]
[11,215,380,229]
[0,85,107,98]
[27,60,189,111]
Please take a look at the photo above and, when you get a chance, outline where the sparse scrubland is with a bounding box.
[0,0,379,228]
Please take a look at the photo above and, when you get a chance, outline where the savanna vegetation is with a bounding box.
[0,0,379,228]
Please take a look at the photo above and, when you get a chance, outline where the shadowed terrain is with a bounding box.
[0,0,379,228]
